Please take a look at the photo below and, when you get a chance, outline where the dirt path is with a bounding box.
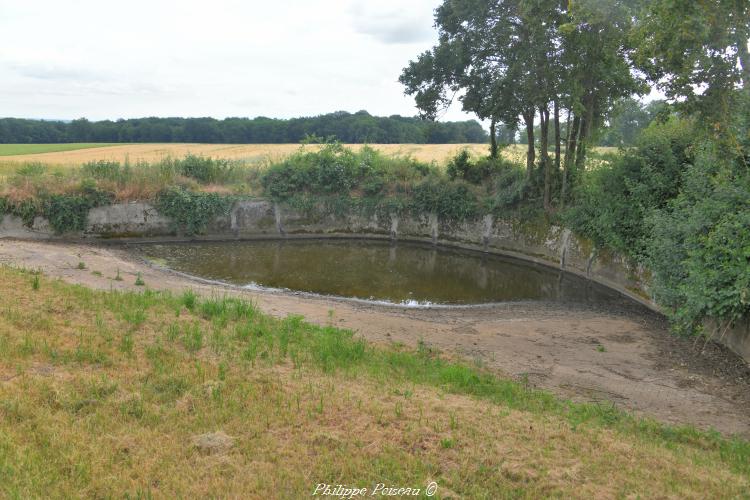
[1,238,748,436]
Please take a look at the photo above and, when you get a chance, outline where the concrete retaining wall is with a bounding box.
[1,199,747,363]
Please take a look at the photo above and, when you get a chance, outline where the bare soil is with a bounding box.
[2,238,748,436]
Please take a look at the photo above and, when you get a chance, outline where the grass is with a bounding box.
[0,265,748,497]
[0,143,116,156]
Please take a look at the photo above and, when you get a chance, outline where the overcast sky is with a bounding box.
[0,0,478,122]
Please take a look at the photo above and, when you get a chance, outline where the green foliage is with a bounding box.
[169,154,243,184]
[0,112,487,144]
[14,162,47,177]
[155,186,233,236]
[261,144,524,222]
[647,145,750,333]
[262,143,364,199]
[599,98,668,147]
[566,114,750,335]
[486,166,528,212]
[446,150,504,185]
[564,118,696,260]
[46,187,111,234]
[7,199,41,227]
[81,156,244,186]
[410,178,479,220]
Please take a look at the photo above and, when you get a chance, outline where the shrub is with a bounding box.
[564,118,696,260]
[488,164,527,211]
[261,143,429,201]
[155,186,233,236]
[173,154,243,184]
[647,145,750,334]
[43,189,113,233]
[81,160,123,181]
[411,178,479,221]
[15,163,47,177]
[262,162,313,201]
[446,150,505,185]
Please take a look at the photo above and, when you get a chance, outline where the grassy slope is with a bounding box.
[0,144,117,156]
[0,266,748,498]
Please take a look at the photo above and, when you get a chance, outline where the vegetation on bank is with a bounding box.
[0,265,748,497]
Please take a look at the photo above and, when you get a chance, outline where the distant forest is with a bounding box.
[0,111,488,144]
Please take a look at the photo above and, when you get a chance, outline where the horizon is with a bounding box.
[0,110,484,124]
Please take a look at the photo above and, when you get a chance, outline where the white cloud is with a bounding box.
[349,2,436,44]
[0,0,476,124]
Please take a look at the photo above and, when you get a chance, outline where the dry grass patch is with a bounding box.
[0,266,747,498]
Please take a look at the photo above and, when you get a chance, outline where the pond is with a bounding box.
[135,239,634,307]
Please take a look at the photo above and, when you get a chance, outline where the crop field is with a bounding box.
[0,143,117,157]
[0,143,530,169]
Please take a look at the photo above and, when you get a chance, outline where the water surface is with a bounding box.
[136,239,631,306]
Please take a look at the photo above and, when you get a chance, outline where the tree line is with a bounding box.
[0,111,487,145]
[400,0,749,211]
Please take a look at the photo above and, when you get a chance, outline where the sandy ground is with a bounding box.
[1,238,748,436]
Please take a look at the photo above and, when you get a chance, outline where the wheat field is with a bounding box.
[0,143,512,167]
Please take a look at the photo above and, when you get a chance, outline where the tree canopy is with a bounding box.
[0,112,487,145]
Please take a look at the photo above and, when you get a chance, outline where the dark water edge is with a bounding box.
[132,238,648,311]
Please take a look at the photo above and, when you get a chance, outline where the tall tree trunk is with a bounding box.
[540,105,551,212]
[575,114,588,170]
[523,109,535,179]
[739,37,750,92]
[575,99,594,170]
[562,112,580,208]
[489,118,498,159]
[554,101,561,173]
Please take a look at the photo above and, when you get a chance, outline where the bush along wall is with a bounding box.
[155,187,234,236]
[260,143,529,224]
[0,183,113,234]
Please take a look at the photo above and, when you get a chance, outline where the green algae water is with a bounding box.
[135,239,630,306]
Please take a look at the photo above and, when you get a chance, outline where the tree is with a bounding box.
[632,0,750,129]
[401,0,644,211]
[599,98,666,147]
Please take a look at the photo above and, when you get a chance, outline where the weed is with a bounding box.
[440,438,456,449]
[120,333,134,356]
[180,289,197,311]
[134,273,145,286]
[182,322,203,352]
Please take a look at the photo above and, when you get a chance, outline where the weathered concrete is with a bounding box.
[1,199,747,362]
[86,202,171,237]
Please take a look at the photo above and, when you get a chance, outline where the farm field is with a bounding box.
[0,143,117,156]
[0,143,498,168]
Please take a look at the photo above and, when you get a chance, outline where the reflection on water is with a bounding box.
[135,239,631,306]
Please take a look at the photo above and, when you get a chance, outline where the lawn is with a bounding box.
[0,143,117,156]
[0,265,747,497]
